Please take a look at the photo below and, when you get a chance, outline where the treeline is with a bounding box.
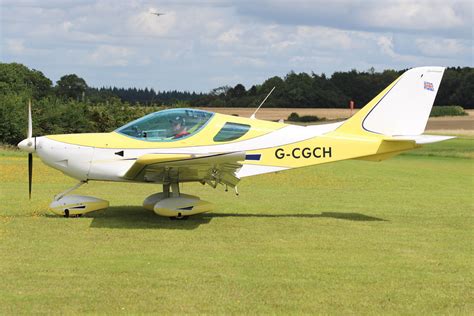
[87,87,205,105]
[193,67,473,109]
[0,62,472,145]
[1,63,472,109]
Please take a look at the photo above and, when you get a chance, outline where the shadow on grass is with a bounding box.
[87,206,386,230]
[88,206,212,230]
[205,212,387,221]
[203,212,388,222]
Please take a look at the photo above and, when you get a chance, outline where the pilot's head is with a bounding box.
[170,116,186,134]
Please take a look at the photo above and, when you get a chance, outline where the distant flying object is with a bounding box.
[18,67,453,219]
[151,12,165,17]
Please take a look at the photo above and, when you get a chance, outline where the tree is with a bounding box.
[56,74,88,100]
[248,85,258,96]
[210,86,231,97]
[0,62,52,98]
[228,83,246,98]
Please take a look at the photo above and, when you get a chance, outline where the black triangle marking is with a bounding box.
[115,150,124,157]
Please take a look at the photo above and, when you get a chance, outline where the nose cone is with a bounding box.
[18,138,35,153]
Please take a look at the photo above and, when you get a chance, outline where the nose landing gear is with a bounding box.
[49,181,109,217]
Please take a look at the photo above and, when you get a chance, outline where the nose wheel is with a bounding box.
[63,209,84,218]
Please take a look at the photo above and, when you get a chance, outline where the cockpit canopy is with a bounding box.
[116,109,213,141]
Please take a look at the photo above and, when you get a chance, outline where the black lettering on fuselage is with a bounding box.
[274,147,333,159]
[302,147,311,158]
[313,147,322,158]
[275,148,285,159]
[323,147,332,158]
[292,148,300,159]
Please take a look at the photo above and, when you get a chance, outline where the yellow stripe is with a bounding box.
[47,112,285,149]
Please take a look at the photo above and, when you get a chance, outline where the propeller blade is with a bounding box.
[27,99,32,140]
[28,153,33,199]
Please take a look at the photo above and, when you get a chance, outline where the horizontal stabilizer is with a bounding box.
[386,135,455,144]
[355,134,454,162]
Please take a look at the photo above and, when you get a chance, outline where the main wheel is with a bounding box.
[169,215,189,220]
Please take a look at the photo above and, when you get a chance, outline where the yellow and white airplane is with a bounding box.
[18,66,453,218]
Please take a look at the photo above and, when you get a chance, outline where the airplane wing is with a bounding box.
[123,152,246,188]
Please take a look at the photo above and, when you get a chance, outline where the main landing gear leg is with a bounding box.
[169,182,188,220]
[142,182,214,219]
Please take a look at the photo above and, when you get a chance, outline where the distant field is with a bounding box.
[199,107,355,120]
[425,113,474,134]
[0,138,472,314]
[200,108,474,134]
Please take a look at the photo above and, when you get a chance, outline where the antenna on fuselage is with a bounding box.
[250,86,275,119]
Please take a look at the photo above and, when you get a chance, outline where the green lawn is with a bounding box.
[0,138,473,314]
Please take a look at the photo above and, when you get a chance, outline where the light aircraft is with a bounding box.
[18,66,453,218]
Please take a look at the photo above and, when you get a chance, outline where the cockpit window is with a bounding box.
[213,122,250,142]
[116,109,213,141]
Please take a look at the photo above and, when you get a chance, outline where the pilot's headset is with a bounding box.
[170,115,186,126]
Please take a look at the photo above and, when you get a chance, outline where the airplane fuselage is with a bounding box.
[29,113,413,183]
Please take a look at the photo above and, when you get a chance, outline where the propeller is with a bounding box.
[28,99,32,139]
[17,100,35,199]
[28,150,33,199]
[27,99,33,200]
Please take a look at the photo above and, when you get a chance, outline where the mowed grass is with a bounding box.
[0,138,473,314]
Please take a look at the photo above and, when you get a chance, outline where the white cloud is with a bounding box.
[217,28,243,44]
[233,56,266,67]
[295,26,353,50]
[365,2,465,31]
[236,0,473,39]
[88,45,134,66]
[289,55,341,68]
[1,0,472,91]
[415,38,468,57]
[5,39,26,54]
[377,36,396,57]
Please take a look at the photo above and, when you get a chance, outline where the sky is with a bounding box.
[1,0,472,92]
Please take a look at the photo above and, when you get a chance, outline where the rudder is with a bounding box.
[337,66,445,137]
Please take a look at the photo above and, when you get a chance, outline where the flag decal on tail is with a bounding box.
[424,81,434,91]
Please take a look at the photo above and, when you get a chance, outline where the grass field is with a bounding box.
[0,138,473,314]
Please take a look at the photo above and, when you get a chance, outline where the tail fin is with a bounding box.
[337,66,445,136]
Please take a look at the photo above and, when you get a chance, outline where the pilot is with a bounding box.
[170,116,190,139]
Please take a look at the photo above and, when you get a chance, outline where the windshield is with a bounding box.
[116,109,214,141]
